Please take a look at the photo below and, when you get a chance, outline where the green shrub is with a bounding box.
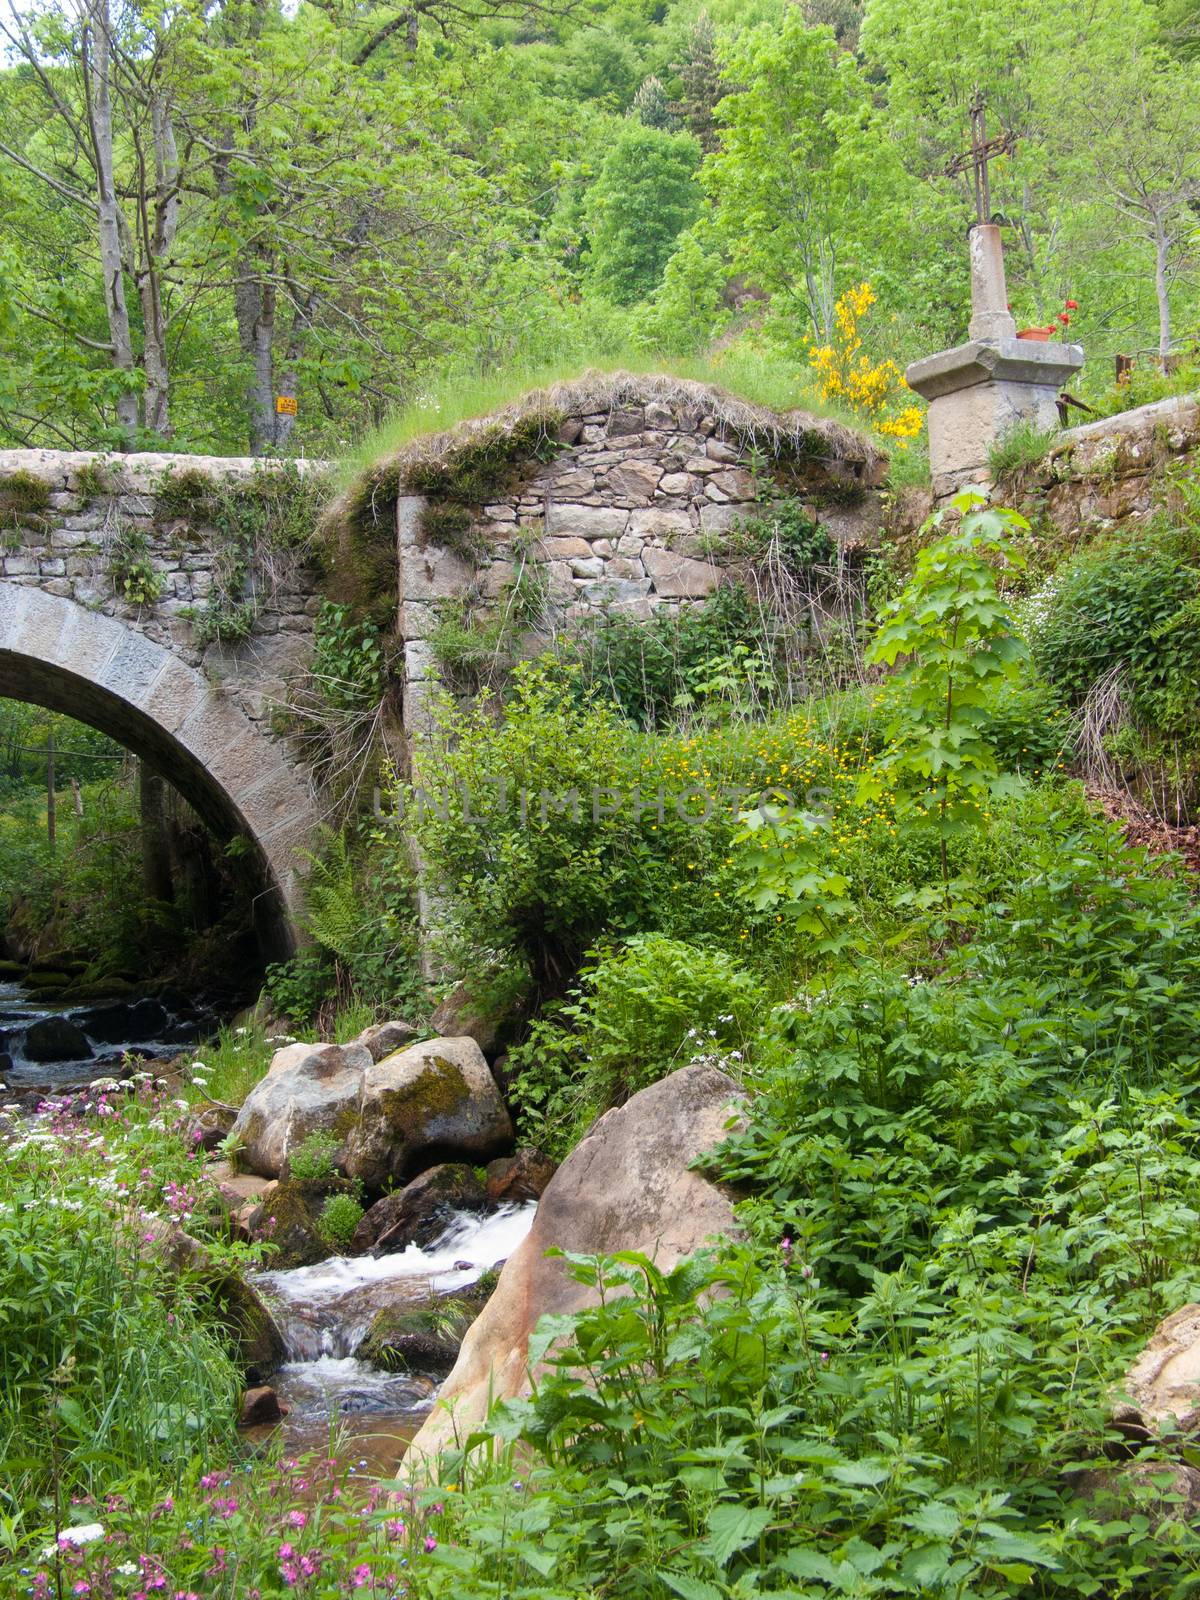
[317,1190,365,1249]
[265,947,336,1024]
[287,1130,340,1186]
[725,496,835,573]
[561,584,771,728]
[108,527,165,606]
[311,600,389,710]
[509,933,761,1155]
[1031,536,1200,734]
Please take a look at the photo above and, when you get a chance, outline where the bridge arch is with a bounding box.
[0,584,315,962]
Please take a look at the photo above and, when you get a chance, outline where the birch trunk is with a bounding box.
[1154,214,1172,366]
[84,0,139,445]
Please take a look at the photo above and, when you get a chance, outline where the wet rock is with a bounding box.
[485,1148,556,1204]
[195,1105,236,1152]
[229,1042,371,1178]
[352,1164,488,1256]
[0,1052,11,1077]
[356,1019,421,1063]
[247,1181,329,1270]
[239,1385,288,1427]
[430,981,527,1059]
[72,999,169,1043]
[341,1037,513,1190]
[25,1017,93,1063]
[405,1062,746,1462]
[355,1273,501,1375]
[355,1310,461,1375]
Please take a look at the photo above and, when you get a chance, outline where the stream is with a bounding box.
[0,979,212,1088]
[251,1204,537,1472]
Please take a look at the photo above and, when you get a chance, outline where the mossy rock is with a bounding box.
[355,1273,500,1374]
[250,1180,331,1270]
[0,959,26,979]
[60,977,138,1001]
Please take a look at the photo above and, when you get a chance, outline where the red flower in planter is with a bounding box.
[1059,312,1070,325]
[1065,299,1078,310]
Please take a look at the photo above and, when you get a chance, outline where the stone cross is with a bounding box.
[946,90,1016,227]
[905,90,1085,501]
[946,91,1020,342]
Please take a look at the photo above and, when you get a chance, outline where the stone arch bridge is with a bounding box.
[0,381,898,957]
[0,450,323,961]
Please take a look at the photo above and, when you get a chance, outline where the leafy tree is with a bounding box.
[704,13,896,342]
[583,123,701,305]
[860,495,1031,888]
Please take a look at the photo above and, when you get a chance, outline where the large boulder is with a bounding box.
[341,1037,513,1190]
[404,1062,746,1462]
[229,1043,370,1178]
[356,1019,421,1063]
[351,1163,488,1256]
[25,1016,93,1062]
[1120,1303,1200,1434]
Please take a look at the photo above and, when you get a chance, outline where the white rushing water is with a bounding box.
[256,1202,537,1360]
[250,1202,537,1463]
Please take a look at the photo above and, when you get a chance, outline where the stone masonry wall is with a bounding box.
[0,449,327,728]
[397,395,886,732]
[1008,393,1200,537]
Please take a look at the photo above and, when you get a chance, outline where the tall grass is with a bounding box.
[337,347,865,483]
[0,1098,241,1539]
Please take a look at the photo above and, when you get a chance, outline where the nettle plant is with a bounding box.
[861,493,1030,893]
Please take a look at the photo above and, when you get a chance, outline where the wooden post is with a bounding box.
[46,727,56,848]
[139,762,175,905]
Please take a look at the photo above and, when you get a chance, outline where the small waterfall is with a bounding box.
[246,1202,536,1466]
[256,1203,536,1361]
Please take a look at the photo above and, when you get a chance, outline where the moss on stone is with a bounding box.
[376,1057,472,1139]
[356,1271,500,1373]
[0,470,50,530]
[252,1180,329,1269]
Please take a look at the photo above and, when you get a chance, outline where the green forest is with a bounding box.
[0,0,1197,460]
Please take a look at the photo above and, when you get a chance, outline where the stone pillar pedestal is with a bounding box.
[907,337,1084,501]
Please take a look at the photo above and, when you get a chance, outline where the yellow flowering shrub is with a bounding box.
[807,282,924,447]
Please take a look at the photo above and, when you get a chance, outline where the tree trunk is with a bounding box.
[135,93,182,438]
[272,288,317,450]
[1154,214,1173,366]
[46,728,56,849]
[84,0,139,446]
[235,273,278,454]
[139,764,175,905]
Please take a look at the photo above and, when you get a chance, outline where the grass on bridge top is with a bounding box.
[336,348,870,485]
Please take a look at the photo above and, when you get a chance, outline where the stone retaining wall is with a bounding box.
[397,393,887,732]
[1013,393,1200,536]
